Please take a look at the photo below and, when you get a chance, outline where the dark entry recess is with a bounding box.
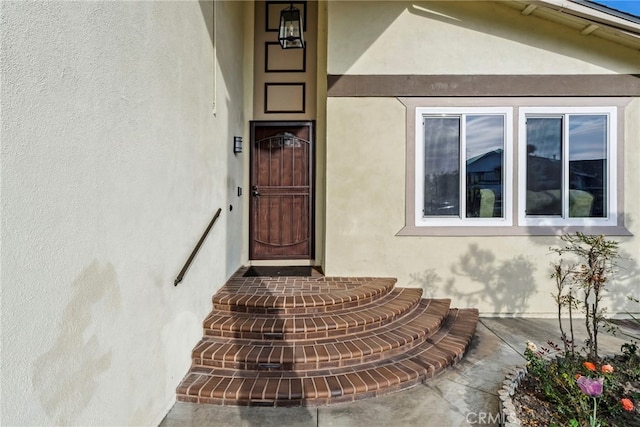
[243,266,320,277]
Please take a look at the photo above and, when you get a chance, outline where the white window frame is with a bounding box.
[415,107,513,227]
[517,106,617,227]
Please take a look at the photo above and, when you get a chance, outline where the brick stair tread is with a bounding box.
[212,277,397,314]
[203,288,424,340]
[176,308,479,406]
[192,298,451,370]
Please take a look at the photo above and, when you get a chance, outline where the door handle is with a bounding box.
[252,185,260,197]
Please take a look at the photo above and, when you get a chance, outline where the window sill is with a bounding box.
[396,225,633,237]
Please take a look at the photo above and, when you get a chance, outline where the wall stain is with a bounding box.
[32,261,121,425]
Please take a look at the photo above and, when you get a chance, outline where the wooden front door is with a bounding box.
[250,121,314,260]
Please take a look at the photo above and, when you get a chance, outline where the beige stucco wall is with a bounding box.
[328,1,640,75]
[323,0,640,315]
[325,97,640,316]
[1,1,246,425]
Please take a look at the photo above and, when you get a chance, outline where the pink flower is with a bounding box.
[601,364,614,373]
[577,376,603,397]
[621,398,634,411]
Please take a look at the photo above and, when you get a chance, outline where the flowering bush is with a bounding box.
[517,233,639,425]
[550,233,619,360]
[524,342,640,425]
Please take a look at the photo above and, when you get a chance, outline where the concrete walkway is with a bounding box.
[159,318,634,427]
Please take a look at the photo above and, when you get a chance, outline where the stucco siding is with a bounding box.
[1,1,245,425]
[327,1,640,75]
[324,97,640,316]
[625,99,640,236]
[323,0,640,316]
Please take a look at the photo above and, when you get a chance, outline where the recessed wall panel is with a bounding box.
[265,83,306,113]
[265,42,306,72]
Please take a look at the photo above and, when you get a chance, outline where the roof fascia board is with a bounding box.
[571,0,640,23]
[530,0,640,33]
[504,0,640,50]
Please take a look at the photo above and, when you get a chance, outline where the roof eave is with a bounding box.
[502,0,640,50]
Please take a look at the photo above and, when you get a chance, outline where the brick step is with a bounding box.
[212,277,397,314]
[192,298,451,371]
[203,287,423,341]
[176,308,479,406]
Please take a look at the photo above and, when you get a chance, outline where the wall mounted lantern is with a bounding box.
[233,136,243,154]
[278,3,304,49]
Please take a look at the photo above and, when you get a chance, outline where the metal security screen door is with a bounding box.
[249,121,314,260]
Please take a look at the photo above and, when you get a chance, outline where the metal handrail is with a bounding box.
[174,208,222,286]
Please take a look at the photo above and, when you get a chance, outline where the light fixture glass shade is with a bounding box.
[233,136,242,154]
[278,5,304,49]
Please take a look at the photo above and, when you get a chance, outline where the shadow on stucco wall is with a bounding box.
[525,221,640,317]
[543,239,640,317]
[198,0,246,275]
[410,268,450,299]
[411,244,536,315]
[608,248,640,315]
[407,1,636,73]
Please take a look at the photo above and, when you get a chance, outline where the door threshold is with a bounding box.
[243,265,323,277]
[249,260,316,267]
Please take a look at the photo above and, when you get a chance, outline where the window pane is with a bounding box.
[569,115,607,218]
[526,117,562,216]
[424,117,460,216]
[465,115,504,218]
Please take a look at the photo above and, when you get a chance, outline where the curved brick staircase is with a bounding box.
[176,269,478,407]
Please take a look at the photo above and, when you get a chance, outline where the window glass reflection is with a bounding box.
[569,115,607,218]
[424,117,460,216]
[526,117,562,216]
[466,115,504,218]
